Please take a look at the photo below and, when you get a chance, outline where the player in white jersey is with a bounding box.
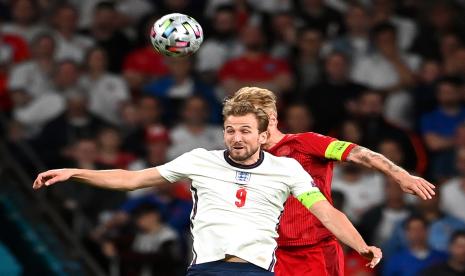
[33,101,381,275]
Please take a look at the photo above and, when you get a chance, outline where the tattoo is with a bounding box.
[348,146,403,174]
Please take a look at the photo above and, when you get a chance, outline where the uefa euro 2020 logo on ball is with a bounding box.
[150,13,203,57]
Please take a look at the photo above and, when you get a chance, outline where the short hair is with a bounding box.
[450,230,465,245]
[371,21,397,39]
[222,100,269,133]
[230,87,278,117]
[403,215,428,230]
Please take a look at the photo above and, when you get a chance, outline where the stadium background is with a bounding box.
[0,0,465,275]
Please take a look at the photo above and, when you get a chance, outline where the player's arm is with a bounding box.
[345,145,435,200]
[297,192,382,268]
[33,168,169,191]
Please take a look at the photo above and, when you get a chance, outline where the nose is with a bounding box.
[233,133,242,142]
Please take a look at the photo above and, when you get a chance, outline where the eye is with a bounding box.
[242,129,251,134]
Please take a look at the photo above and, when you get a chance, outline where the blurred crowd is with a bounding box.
[1,0,465,275]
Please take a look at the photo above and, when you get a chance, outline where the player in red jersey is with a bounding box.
[229,87,436,276]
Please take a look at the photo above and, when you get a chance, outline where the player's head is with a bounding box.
[222,100,269,164]
[230,87,278,130]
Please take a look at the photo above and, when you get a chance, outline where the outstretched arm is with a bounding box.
[346,145,435,200]
[308,199,382,268]
[33,168,170,191]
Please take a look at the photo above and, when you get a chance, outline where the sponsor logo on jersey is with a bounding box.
[235,171,251,183]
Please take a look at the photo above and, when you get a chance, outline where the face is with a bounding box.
[450,236,465,264]
[93,8,115,31]
[224,114,267,163]
[358,92,384,118]
[420,61,441,83]
[241,25,264,51]
[182,97,208,125]
[35,36,55,58]
[214,11,236,34]
[285,105,313,133]
[55,7,78,33]
[138,97,162,126]
[98,128,121,150]
[325,54,348,81]
[166,57,191,78]
[73,139,98,163]
[378,140,404,166]
[375,30,397,53]
[87,49,107,72]
[437,82,461,106]
[346,6,369,33]
[405,219,428,247]
[55,62,80,88]
[13,0,36,24]
[136,212,160,232]
[298,30,322,55]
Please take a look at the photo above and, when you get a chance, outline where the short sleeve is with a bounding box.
[157,150,195,183]
[297,133,355,161]
[287,158,320,197]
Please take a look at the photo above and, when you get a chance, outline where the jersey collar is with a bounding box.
[223,150,265,169]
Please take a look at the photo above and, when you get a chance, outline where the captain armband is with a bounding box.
[296,191,327,209]
[324,140,353,161]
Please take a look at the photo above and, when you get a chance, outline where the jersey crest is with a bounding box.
[235,171,251,184]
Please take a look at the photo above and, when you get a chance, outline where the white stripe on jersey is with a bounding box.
[157,148,319,271]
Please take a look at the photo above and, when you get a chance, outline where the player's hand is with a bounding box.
[33,169,75,190]
[359,246,382,269]
[397,174,435,200]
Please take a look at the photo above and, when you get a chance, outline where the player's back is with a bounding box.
[268,132,355,246]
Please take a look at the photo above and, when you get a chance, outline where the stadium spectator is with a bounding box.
[0,0,48,43]
[326,4,372,64]
[331,163,384,223]
[122,14,169,94]
[219,24,293,97]
[52,59,83,96]
[122,96,165,157]
[168,95,223,160]
[354,90,425,173]
[304,52,365,134]
[49,138,125,231]
[440,34,463,75]
[80,47,130,125]
[196,4,241,83]
[268,11,296,59]
[102,203,182,276]
[86,2,133,73]
[412,59,443,123]
[128,125,172,197]
[96,126,135,170]
[282,102,314,134]
[36,89,105,168]
[358,177,414,247]
[351,22,420,129]
[8,33,56,98]
[422,230,465,276]
[440,147,465,223]
[0,20,30,111]
[377,139,407,169]
[144,56,221,124]
[296,0,344,38]
[291,26,324,94]
[52,3,94,63]
[420,77,465,181]
[411,2,465,60]
[382,216,447,276]
[370,0,418,51]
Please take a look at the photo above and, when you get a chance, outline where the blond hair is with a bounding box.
[222,100,269,133]
[229,87,278,116]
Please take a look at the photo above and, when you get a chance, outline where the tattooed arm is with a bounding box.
[346,145,435,200]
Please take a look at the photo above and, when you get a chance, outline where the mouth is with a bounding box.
[232,145,245,150]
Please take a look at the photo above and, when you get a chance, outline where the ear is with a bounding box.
[258,130,269,145]
[268,114,278,129]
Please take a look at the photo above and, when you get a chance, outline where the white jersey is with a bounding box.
[157,148,320,271]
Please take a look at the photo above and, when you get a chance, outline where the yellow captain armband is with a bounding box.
[324,140,352,161]
[296,191,327,209]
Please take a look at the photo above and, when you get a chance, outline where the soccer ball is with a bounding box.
[150,13,203,57]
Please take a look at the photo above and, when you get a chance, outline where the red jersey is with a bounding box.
[123,46,168,77]
[268,132,355,246]
[219,54,290,82]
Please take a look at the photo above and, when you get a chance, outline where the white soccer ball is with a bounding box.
[150,13,203,57]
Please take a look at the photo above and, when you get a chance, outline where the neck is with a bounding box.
[89,70,103,79]
[234,152,260,166]
[441,105,461,115]
[264,127,286,149]
[186,123,205,134]
[449,259,465,271]
[410,243,428,251]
